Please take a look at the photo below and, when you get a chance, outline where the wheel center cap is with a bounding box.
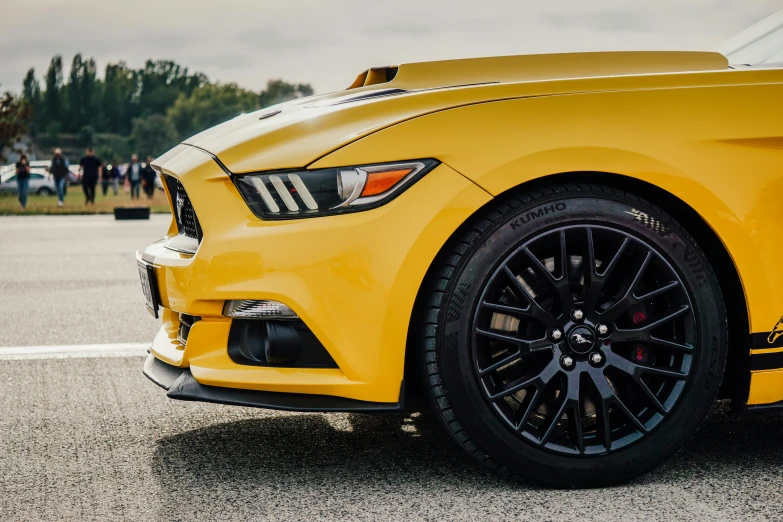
[567,326,596,354]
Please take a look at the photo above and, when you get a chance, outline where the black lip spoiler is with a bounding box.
[143,354,403,413]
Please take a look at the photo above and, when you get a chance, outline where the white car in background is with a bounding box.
[2,160,80,185]
[0,168,57,196]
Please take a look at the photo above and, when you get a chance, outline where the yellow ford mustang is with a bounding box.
[139,13,783,487]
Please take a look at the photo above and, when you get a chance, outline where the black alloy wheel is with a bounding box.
[419,184,727,487]
[474,225,694,455]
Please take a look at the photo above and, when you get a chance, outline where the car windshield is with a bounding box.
[716,9,783,66]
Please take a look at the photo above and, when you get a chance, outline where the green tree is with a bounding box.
[138,60,207,116]
[21,68,42,135]
[78,125,95,147]
[44,56,63,126]
[167,83,260,139]
[22,68,40,103]
[259,79,314,108]
[130,114,178,158]
[79,57,99,128]
[65,53,84,132]
[0,90,32,162]
[102,62,137,134]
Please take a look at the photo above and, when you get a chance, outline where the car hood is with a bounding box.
[182,51,728,174]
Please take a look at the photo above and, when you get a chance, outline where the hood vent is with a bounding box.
[348,66,399,89]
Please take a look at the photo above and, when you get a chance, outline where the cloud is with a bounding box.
[0,0,780,94]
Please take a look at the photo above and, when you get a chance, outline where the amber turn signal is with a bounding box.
[361,168,414,197]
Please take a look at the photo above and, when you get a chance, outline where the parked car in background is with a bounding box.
[0,169,57,196]
[2,161,80,185]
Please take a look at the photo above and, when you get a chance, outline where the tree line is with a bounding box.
[16,54,314,162]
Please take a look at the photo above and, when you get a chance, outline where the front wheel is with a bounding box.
[420,184,727,487]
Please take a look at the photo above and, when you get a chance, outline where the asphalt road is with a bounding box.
[1,215,782,521]
[0,214,163,346]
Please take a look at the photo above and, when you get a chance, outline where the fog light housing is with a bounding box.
[228,319,338,368]
[223,300,299,320]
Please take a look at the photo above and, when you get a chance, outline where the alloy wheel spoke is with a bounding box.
[489,358,559,400]
[501,266,559,328]
[634,376,668,414]
[638,365,688,380]
[523,245,574,313]
[516,387,543,430]
[476,329,552,353]
[569,404,586,454]
[646,336,694,352]
[584,237,630,311]
[600,251,652,321]
[591,370,647,434]
[540,396,569,445]
[606,350,688,382]
[635,280,681,302]
[612,305,691,342]
[597,392,613,451]
[481,301,530,316]
[479,349,522,376]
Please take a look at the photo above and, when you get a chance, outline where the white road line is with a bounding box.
[0,342,150,360]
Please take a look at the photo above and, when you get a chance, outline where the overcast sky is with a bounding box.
[1,0,780,95]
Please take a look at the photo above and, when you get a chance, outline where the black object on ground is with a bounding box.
[114,207,151,220]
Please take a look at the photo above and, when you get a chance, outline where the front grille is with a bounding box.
[175,180,200,239]
[165,175,202,243]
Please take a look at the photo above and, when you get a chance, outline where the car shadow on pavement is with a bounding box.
[151,408,503,486]
[150,401,783,502]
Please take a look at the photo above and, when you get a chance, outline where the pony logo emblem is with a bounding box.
[567,327,596,354]
[768,316,783,344]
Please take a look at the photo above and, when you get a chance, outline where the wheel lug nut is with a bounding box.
[589,352,604,365]
[551,329,563,342]
[571,309,584,321]
[561,355,575,369]
[596,324,609,336]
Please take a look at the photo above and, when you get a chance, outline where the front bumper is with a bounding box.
[143,353,404,412]
[142,145,491,404]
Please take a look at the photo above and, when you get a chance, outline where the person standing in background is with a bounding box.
[49,148,69,207]
[15,154,30,210]
[141,156,156,199]
[127,154,142,199]
[101,163,112,197]
[101,163,121,196]
[79,148,102,205]
[109,163,121,196]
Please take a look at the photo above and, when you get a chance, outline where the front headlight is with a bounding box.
[233,159,439,219]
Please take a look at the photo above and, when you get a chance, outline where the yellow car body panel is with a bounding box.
[147,146,490,402]
[144,50,783,408]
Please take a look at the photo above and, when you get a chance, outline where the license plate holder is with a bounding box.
[137,257,160,319]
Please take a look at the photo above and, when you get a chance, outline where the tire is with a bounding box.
[419,183,727,487]
[37,187,53,196]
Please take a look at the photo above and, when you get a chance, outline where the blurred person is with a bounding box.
[101,163,121,196]
[79,148,102,205]
[141,156,156,199]
[127,154,142,199]
[14,154,30,210]
[110,163,121,195]
[49,148,69,206]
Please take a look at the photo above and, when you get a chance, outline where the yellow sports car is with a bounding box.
[139,12,783,487]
